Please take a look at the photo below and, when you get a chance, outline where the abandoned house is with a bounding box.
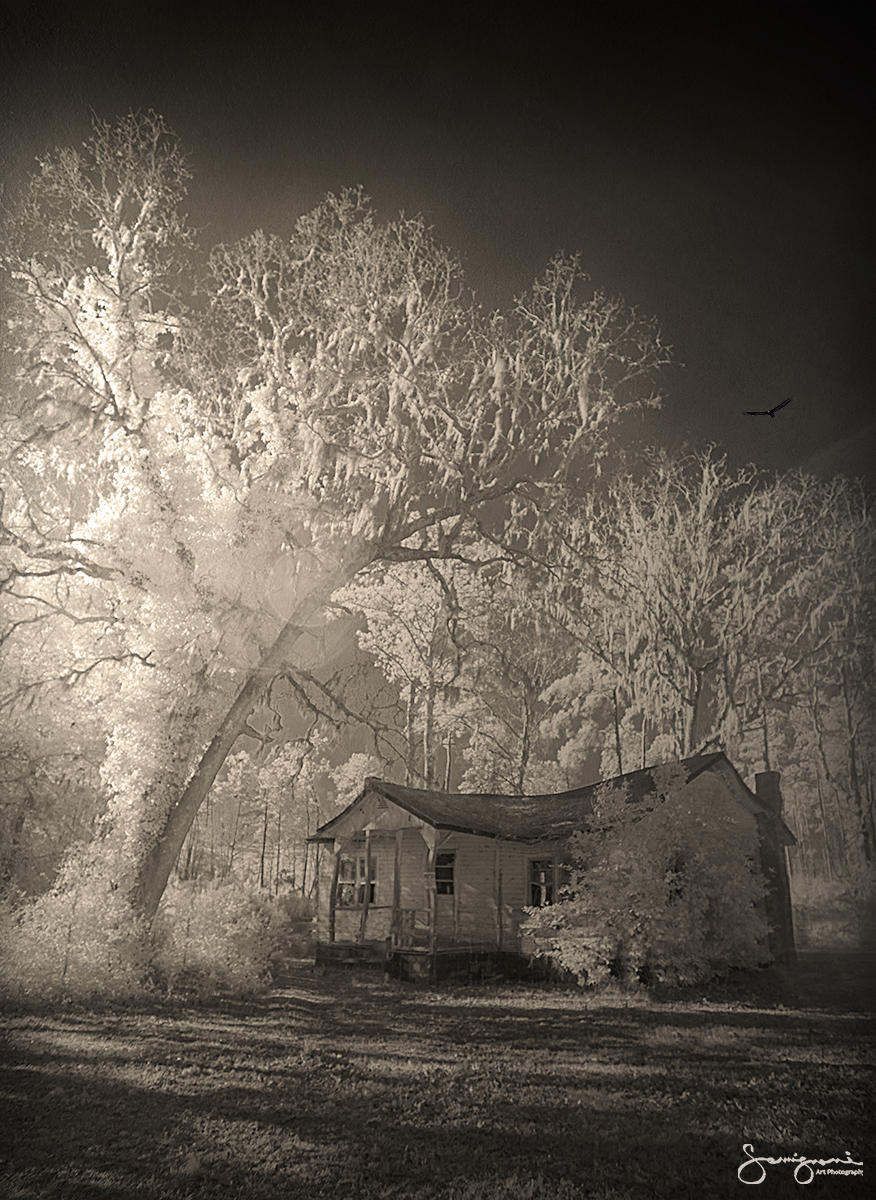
[308,751,796,981]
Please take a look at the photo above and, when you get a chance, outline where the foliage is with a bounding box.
[151,878,301,998]
[187,743,312,890]
[4,112,869,1002]
[524,769,769,987]
[0,733,103,894]
[453,565,579,794]
[540,449,875,883]
[338,560,468,784]
[0,852,311,1003]
[326,750,386,805]
[0,860,153,1004]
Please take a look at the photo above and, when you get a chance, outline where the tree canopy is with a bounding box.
[1,113,669,919]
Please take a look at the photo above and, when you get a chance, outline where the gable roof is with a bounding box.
[311,751,793,844]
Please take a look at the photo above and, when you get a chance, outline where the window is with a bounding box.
[435,851,455,895]
[337,856,356,907]
[336,854,376,907]
[529,858,554,906]
[357,855,377,906]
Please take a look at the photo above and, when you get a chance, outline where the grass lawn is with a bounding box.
[0,952,872,1199]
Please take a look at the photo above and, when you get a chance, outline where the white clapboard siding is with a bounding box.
[431,833,534,948]
[398,827,428,909]
[318,822,567,948]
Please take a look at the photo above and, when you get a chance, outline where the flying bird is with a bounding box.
[745,396,793,418]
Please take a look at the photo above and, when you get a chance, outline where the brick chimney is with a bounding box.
[755,771,783,814]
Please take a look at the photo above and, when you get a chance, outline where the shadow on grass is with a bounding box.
[0,952,871,1199]
[1,1038,831,1200]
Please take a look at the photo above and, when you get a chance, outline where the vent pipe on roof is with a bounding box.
[754,771,783,815]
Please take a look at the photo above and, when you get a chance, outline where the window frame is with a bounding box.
[336,851,376,908]
[435,850,455,896]
[527,857,558,907]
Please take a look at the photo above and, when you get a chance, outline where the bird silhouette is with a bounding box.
[745,396,793,418]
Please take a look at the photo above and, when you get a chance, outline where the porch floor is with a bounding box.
[315,940,552,983]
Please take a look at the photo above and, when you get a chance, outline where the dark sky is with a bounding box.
[2,4,873,486]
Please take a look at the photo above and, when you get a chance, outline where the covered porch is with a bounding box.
[310,799,531,972]
[319,822,512,954]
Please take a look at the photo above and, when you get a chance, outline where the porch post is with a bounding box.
[494,838,503,949]
[422,829,437,954]
[358,828,372,943]
[328,844,341,944]
[391,829,403,946]
[452,848,460,940]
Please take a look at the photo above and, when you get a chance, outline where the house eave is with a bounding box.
[308,823,566,846]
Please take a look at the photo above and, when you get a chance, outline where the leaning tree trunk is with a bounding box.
[131,548,373,919]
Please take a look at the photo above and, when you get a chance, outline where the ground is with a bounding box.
[0,953,872,1199]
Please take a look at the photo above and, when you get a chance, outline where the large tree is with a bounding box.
[548,450,856,766]
[1,113,667,921]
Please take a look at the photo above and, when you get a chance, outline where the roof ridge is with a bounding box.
[364,750,726,803]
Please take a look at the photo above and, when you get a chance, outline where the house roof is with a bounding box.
[310,751,793,844]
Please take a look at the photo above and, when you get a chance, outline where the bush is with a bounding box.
[0,881,153,1005]
[151,878,304,998]
[523,773,769,988]
[0,868,313,1005]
